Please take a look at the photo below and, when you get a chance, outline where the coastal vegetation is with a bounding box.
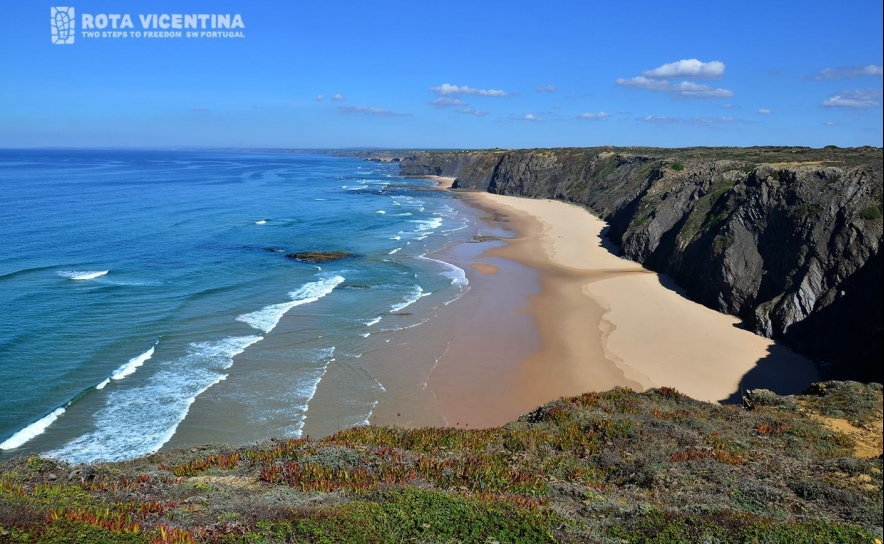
[2,382,880,543]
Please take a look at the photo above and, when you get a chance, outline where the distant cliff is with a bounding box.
[398,147,884,383]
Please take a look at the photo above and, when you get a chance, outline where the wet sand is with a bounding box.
[471,263,499,274]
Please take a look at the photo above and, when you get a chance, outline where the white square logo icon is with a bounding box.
[50,7,75,45]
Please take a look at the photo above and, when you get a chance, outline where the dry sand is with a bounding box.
[457,194,819,406]
[424,176,457,189]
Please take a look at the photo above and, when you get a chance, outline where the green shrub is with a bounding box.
[860,206,882,220]
[671,162,684,171]
[292,489,558,544]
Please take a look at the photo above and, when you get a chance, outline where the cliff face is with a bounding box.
[399,147,884,382]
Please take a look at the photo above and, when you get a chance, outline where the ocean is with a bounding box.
[0,150,474,463]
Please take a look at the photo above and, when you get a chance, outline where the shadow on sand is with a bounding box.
[718,344,819,405]
[597,226,820,405]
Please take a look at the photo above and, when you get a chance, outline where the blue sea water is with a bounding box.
[0,150,470,463]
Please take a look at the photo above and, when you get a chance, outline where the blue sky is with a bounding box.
[1,1,881,148]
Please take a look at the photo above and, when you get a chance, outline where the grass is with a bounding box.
[1,382,880,543]
[860,205,882,220]
[677,180,737,243]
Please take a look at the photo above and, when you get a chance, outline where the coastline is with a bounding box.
[418,175,457,190]
[421,190,820,429]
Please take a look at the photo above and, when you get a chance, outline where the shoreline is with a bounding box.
[418,175,457,190]
[422,190,820,428]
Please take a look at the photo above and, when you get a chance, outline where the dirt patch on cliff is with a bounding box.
[813,413,884,459]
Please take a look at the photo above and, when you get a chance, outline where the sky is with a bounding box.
[0,1,882,149]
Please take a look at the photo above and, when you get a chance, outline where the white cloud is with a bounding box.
[536,85,558,92]
[618,59,733,99]
[757,108,772,114]
[616,76,672,92]
[672,81,733,98]
[339,105,410,117]
[814,65,883,80]
[616,76,733,98]
[510,113,541,122]
[640,116,682,124]
[427,97,467,108]
[638,116,741,126]
[641,59,726,79]
[316,94,325,101]
[576,111,610,120]
[821,89,882,108]
[689,116,740,125]
[430,83,512,97]
[456,107,489,116]
[331,94,347,101]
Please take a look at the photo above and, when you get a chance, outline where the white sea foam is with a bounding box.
[0,407,66,450]
[410,217,443,231]
[395,213,413,216]
[381,318,432,333]
[96,346,156,390]
[115,346,155,377]
[365,316,382,326]
[418,255,468,287]
[237,275,345,333]
[57,270,108,280]
[255,220,267,225]
[388,248,402,255]
[376,210,386,214]
[358,400,379,426]
[290,347,335,437]
[390,235,401,241]
[48,335,262,463]
[389,285,425,313]
[361,332,370,338]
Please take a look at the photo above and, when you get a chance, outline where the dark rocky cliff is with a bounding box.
[399,147,884,383]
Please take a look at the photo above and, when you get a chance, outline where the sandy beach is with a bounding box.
[424,175,457,189]
[425,192,820,427]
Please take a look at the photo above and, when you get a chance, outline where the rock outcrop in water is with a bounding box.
[398,147,884,383]
[285,251,354,263]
